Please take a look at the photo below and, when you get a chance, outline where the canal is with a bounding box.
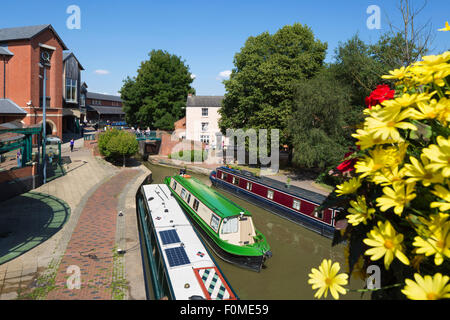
[144,162,366,300]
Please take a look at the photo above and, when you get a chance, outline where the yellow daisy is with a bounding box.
[382,66,409,81]
[430,184,450,212]
[308,259,348,300]
[335,177,361,197]
[376,182,416,216]
[422,136,450,178]
[371,166,405,186]
[413,217,450,266]
[402,273,450,300]
[364,220,410,270]
[403,155,444,187]
[438,21,450,32]
[346,195,375,226]
[365,107,417,141]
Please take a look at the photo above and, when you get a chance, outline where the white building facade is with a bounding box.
[185,95,228,148]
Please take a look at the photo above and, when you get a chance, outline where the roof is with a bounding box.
[63,52,85,70]
[173,175,251,218]
[0,99,27,115]
[87,105,125,115]
[0,132,25,144]
[186,96,224,108]
[86,92,122,102]
[0,24,68,50]
[219,166,327,205]
[0,47,14,56]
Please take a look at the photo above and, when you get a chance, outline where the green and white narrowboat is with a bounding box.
[164,174,272,272]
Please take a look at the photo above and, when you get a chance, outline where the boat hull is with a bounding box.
[210,173,335,239]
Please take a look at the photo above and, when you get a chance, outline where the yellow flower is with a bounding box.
[419,52,450,67]
[354,145,405,179]
[376,182,416,216]
[308,259,348,300]
[335,177,361,197]
[422,136,450,177]
[382,66,409,81]
[364,220,410,269]
[365,106,417,141]
[402,273,450,300]
[430,184,450,212]
[352,129,387,150]
[438,21,450,32]
[346,195,375,226]
[403,155,444,187]
[413,216,450,266]
[371,166,405,186]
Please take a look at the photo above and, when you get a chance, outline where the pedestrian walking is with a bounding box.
[70,139,75,152]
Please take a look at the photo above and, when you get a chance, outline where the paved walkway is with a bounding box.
[47,169,139,300]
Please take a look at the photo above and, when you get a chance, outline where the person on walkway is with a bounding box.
[70,139,75,152]
[16,149,22,168]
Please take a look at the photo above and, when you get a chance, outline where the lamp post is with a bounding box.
[40,50,52,184]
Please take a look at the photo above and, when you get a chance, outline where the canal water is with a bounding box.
[144,162,366,300]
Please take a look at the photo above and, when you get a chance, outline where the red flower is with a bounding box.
[365,85,395,108]
[336,147,360,174]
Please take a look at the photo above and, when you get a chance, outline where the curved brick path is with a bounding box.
[47,169,139,300]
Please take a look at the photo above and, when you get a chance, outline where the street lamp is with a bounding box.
[39,49,53,184]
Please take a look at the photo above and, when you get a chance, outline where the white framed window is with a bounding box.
[202,108,208,117]
[186,194,191,204]
[232,176,239,185]
[246,182,252,191]
[293,199,301,210]
[267,189,274,200]
[201,122,209,132]
[221,217,239,234]
[193,199,199,211]
[80,94,86,107]
[66,79,77,103]
[200,135,210,144]
[221,172,228,180]
[180,188,186,199]
[172,181,177,190]
[314,210,324,219]
[210,214,221,233]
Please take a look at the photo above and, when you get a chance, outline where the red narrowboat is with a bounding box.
[210,166,338,238]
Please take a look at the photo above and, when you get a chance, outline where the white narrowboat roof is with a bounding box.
[142,184,236,300]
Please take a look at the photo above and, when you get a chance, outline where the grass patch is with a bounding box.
[16,259,60,300]
[168,150,208,162]
[111,246,128,300]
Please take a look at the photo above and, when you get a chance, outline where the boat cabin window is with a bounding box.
[180,188,186,199]
[293,199,301,210]
[267,189,274,200]
[232,176,239,185]
[186,194,191,204]
[193,199,199,211]
[314,210,323,219]
[221,172,228,180]
[246,182,252,191]
[172,181,177,190]
[210,214,221,233]
[221,217,239,234]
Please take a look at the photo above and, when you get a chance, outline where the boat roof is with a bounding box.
[217,166,327,205]
[142,184,236,300]
[172,175,251,219]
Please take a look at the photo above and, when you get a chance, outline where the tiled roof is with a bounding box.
[86,92,122,102]
[0,24,68,50]
[186,96,224,108]
[0,99,26,115]
[63,51,85,70]
[87,105,125,115]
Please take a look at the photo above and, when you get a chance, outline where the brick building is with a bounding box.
[0,24,68,139]
[85,91,125,124]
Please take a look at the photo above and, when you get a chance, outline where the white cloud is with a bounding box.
[94,69,110,75]
[216,70,231,80]
[190,74,196,79]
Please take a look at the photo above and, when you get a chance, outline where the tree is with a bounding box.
[288,69,355,170]
[98,129,138,167]
[218,23,327,146]
[120,50,195,130]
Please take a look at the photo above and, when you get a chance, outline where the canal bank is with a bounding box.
[144,162,366,300]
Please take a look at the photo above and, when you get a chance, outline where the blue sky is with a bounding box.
[1,0,449,96]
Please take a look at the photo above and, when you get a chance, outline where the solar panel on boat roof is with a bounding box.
[165,246,190,267]
[159,229,181,245]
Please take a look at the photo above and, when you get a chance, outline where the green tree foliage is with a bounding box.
[120,49,195,130]
[219,23,327,146]
[98,129,138,167]
[289,69,355,170]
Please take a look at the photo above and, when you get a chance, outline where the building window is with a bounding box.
[193,199,199,211]
[210,214,221,233]
[202,108,208,117]
[200,135,210,144]
[267,190,274,200]
[246,182,252,191]
[66,79,77,103]
[232,176,239,185]
[201,122,209,132]
[80,94,86,107]
[293,199,301,210]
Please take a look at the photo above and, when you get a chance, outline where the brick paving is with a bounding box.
[47,169,139,300]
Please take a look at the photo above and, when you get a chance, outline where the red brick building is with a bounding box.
[85,91,124,124]
[0,24,68,139]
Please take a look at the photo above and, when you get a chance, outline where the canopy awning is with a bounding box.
[87,105,125,115]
